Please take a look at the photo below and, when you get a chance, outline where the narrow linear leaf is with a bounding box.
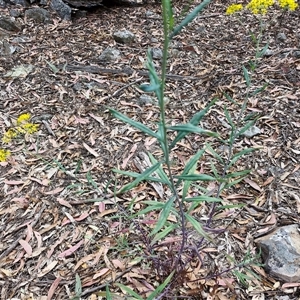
[232,147,256,160]
[109,108,159,139]
[139,83,161,92]
[237,120,256,136]
[223,176,248,189]
[224,106,234,128]
[133,203,166,218]
[206,143,224,163]
[242,66,251,87]
[223,169,251,178]
[250,83,268,97]
[151,196,175,236]
[182,160,198,200]
[170,98,217,148]
[168,124,218,137]
[75,274,82,296]
[175,174,216,181]
[106,285,112,300]
[224,92,238,105]
[45,60,59,74]
[185,214,212,242]
[117,162,161,194]
[146,271,174,300]
[151,224,177,245]
[115,283,143,300]
[170,0,211,38]
[184,195,222,203]
[148,153,171,185]
[112,169,169,184]
[257,43,269,59]
[182,148,205,175]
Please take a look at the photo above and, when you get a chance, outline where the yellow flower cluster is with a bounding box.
[2,129,19,143]
[246,0,275,14]
[226,3,244,14]
[0,149,11,162]
[2,113,39,143]
[226,0,298,14]
[17,113,31,125]
[278,0,298,10]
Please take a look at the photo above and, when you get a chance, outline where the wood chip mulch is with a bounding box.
[0,0,300,299]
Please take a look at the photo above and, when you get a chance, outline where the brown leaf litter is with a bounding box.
[0,0,300,299]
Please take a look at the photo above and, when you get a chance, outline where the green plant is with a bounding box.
[108,0,269,297]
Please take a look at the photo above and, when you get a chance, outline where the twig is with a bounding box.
[57,64,208,81]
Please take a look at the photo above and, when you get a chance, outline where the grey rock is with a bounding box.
[0,16,21,32]
[10,9,22,17]
[293,51,300,58]
[277,32,287,42]
[25,8,51,23]
[0,40,16,55]
[196,25,206,33]
[99,47,120,63]
[0,0,7,8]
[63,0,103,7]
[255,224,300,282]
[241,125,261,138]
[113,30,135,44]
[138,94,153,106]
[150,47,162,59]
[50,0,71,20]
[12,0,30,6]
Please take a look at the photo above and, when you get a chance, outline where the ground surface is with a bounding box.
[0,0,300,299]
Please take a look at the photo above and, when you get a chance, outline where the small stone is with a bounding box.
[137,94,153,106]
[150,47,162,59]
[113,30,135,44]
[241,125,261,138]
[255,224,300,282]
[145,10,160,18]
[98,47,120,63]
[264,49,274,57]
[277,32,287,42]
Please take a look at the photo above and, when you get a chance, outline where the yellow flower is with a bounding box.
[0,149,11,162]
[278,0,298,10]
[17,113,31,125]
[20,123,39,134]
[226,4,244,14]
[246,0,275,14]
[2,128,18,143]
